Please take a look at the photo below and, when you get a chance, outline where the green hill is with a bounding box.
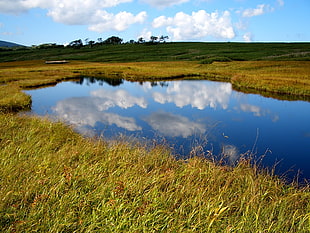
[0,42,310,63]
[0,40,24,48]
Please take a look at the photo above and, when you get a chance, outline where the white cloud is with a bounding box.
[144,111,206,138]
[0,0,133,14]
[87,11,147,32]
[243,32,252,42]
[242,4,273,18]
[141,0,189,8]
[0,0,146,32]
[152,81,232,110]
[152,10,235,40]
[137,28,153,41]
[0,0,29,14]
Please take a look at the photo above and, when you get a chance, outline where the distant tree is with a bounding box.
[150,36,158,43]
[104,36,123,45]
[69,39,83,48]
[88,40,95,48]
[138,37,145,43]
[97,38,103,44]
[159,35,169,43]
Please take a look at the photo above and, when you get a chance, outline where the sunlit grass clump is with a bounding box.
[0,85,31,112]
[0,114,309,232]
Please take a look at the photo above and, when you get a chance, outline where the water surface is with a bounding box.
[25,78,310,181]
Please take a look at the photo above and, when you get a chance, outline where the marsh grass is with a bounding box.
[0,85,31,112]
[202,61,310,99]
[0,114,309,232]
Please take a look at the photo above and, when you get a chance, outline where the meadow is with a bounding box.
[0,43,310,232]
[1,42,310,63]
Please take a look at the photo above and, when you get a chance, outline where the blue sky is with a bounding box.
[0,0,309,46]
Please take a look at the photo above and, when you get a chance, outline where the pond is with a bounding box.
[25,77,310,182]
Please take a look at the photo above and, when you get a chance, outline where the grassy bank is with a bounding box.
[1,114,309,232]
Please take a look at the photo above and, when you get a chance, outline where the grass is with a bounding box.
[1,42,310,63]
[1,114,309,232]
[0,43,310,231]
[0,85,32,112]
[199,61,310,100]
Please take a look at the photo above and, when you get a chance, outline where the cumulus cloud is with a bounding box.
[0,0,131,14]
[137,28,153,41]
[141,0,189,8]
[0,0,29,14]
[88,11,147,32]
[152,81,232,110]
[0,0,146,32]
[242,4,273,18]
[144,111,206,138]
[152,10,235,40]
[243,32,252,42]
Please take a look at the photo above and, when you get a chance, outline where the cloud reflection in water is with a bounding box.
[153,81,232,110]
[91,89,147,110]
[52,88,147,134]
[144,111,206,138]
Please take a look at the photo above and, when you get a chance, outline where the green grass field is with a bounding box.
[1,43,310,232]
[1,42,310,63]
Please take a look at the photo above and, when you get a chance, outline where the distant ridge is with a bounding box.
[0,40,25,47]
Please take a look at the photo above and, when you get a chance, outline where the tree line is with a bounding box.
[67,35,169,48]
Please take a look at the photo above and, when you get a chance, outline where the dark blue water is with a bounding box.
[25,78,310,182]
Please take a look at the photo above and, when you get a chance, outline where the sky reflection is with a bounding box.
[144,111,206,138]
[25,78,310,181]
[152,81,232,109]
